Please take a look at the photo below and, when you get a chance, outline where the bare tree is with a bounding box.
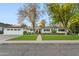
[18,3,42,31]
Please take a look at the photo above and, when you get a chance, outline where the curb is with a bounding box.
[1,40,79,44]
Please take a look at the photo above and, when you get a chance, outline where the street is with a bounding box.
[0,35,79,56]
[0,43,79,56]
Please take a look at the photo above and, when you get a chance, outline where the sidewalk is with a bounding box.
[1,34,79,44]
[36,34,42,41]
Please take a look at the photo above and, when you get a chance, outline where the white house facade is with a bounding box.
[56,28,68,34]
[4,27,23,35]
[27,29,34,33]
[41,28,52,33]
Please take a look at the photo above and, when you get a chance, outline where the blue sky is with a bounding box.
[0,3,50,26]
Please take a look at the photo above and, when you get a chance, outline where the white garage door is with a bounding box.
[4,28,23,35]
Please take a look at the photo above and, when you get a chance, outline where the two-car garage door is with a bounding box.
[4,28,23,35]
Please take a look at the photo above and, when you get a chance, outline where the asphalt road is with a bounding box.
[0,43,79,56]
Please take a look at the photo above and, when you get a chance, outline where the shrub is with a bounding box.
[23,31,27,35]
[52,29,56,33]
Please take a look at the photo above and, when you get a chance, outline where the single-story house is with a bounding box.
[41,26,68,34]
[4,27,23,35]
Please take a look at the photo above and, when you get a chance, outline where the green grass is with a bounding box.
[11,35,37,41]
[42,35,79,40]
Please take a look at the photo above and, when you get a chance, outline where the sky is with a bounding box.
[0,3,50,26]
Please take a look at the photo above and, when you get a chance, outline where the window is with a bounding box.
[44,29,46,31]
[7,28,21,31]
[30,29,33,31]
[11,29,13,31]
[58,29,65,31]
[7,29,10,31]
[47,29,50,31]
[44,29,50,31]
[18,29,20,31]
[14,29,17,31]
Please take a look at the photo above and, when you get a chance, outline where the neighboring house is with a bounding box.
[0,27,3,31]
[41,27,52,33]
[0,23,12,28]
[0,27,3,34]
[4,27,23,35]
[0,22,12,34]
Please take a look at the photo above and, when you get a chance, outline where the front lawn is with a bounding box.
[11,35,37,41]
[42,35,79,40]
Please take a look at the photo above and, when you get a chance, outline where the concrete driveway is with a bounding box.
[0,34,18,41]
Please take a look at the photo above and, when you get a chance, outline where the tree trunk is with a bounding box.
[32,22,35,29]
[32,22,35,33]
[62,23,68,35]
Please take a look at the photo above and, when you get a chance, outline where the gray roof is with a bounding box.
[4,26,23,28]
[0,22,12,27]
